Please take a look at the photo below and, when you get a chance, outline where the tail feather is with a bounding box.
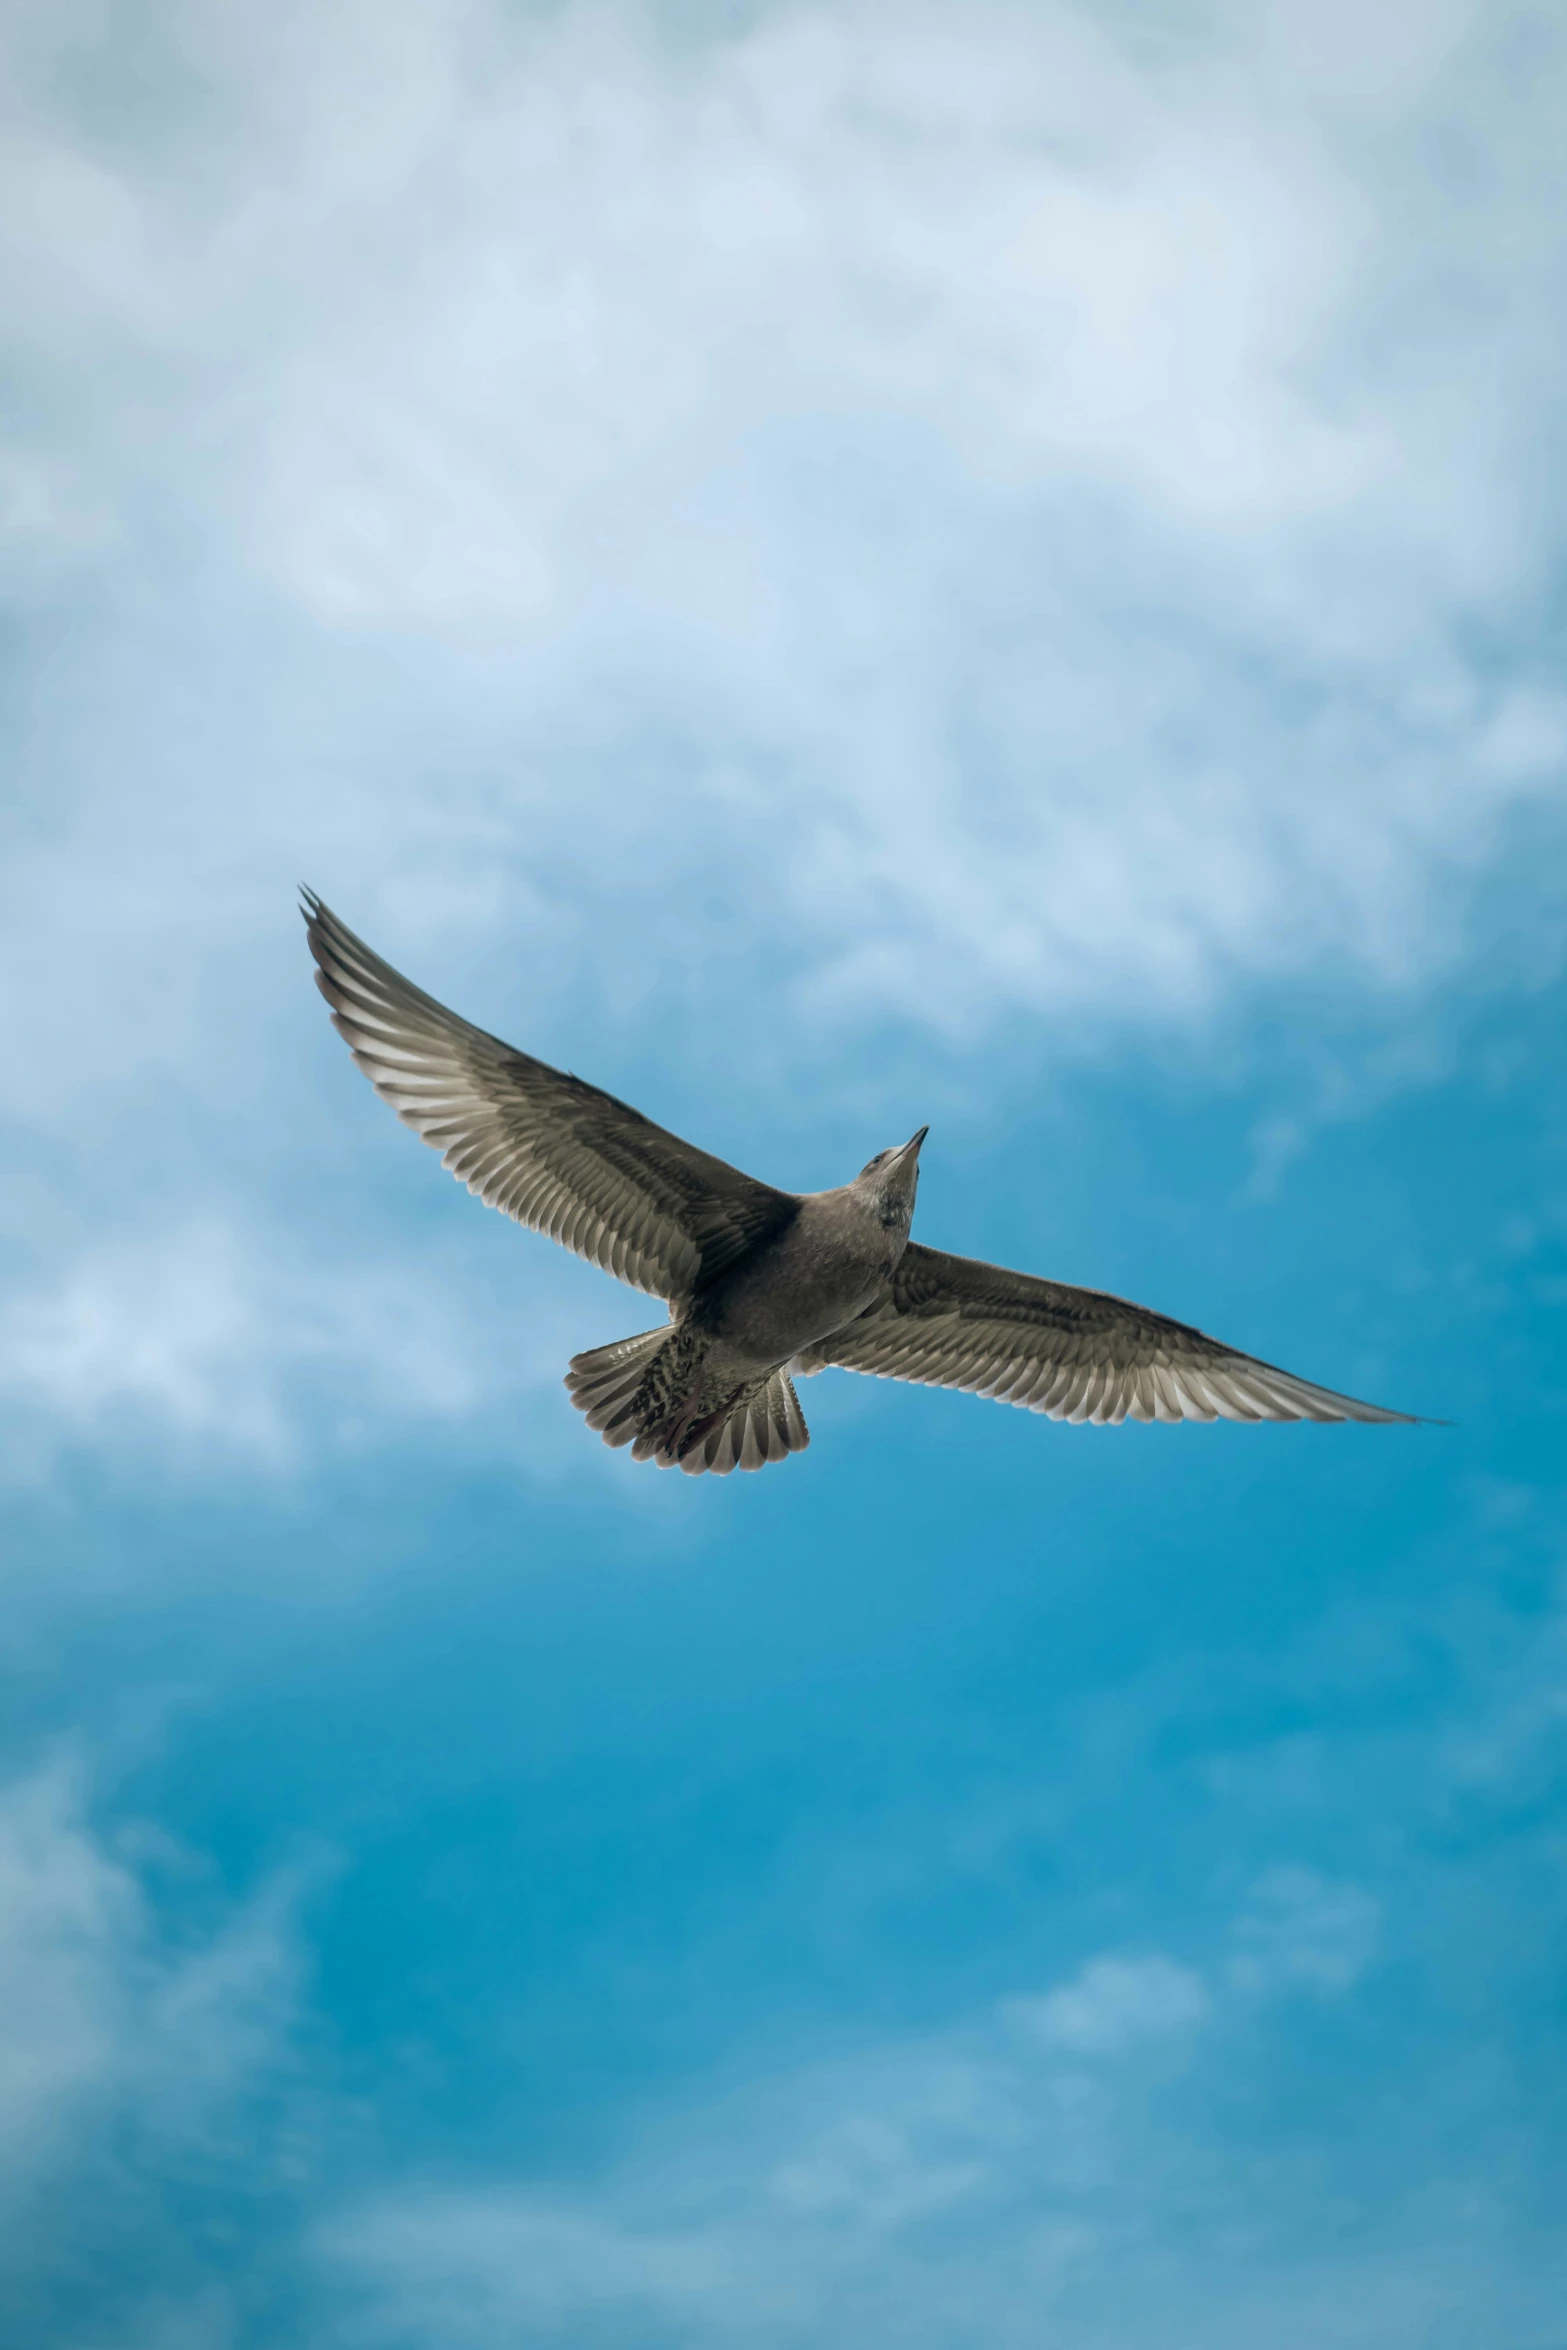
[678,1369,810,1478]
[564,1330,809,1476]
[565,1326,676,1446]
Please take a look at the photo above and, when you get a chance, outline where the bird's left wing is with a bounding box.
[304,892,795,1305]
[809,1242,1415,1423]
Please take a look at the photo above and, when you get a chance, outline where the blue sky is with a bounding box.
[3,1,1566,2343]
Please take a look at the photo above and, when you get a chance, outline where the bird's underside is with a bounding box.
[303,892,1419,1474]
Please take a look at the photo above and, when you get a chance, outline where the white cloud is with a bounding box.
[0,1219,504,1480]
[3,0,1566,1053]
[0,1763,134,2166]
[0,1757,302,2178]
[1006,1952,1211,2054]
[1226,1864,1381,1997]
[319,1940,1220,2345]
[0,1757,316,2345]
[4,0,1567,1482]
[316,1889,1567,2348]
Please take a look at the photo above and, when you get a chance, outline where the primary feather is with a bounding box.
[800,1244,1412,1424]
[304,890,794,1307]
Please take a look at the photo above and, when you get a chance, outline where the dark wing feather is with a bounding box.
[815,1242,1414,1424]
[303,893,794,1304]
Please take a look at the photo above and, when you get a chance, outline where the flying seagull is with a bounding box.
[302,892,1415,1475]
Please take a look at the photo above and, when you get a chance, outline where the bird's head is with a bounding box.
[856,1126,927,1232]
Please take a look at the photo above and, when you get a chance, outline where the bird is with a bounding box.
[302,892,1417,1475]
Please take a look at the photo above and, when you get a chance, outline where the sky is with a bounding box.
[2,0,1566,2342]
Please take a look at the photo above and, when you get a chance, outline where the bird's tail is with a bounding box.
[565,1325,680,1445]
[664,1367,811,1477]
[564,1327,810,1476]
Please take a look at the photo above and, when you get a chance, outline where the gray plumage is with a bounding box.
[302,892,1417,1475]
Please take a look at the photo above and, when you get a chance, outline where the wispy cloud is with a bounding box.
[319,1905,1404,2348]
[1225,1863,1381,1997]
[0,1758,305,2150]
[0,1763,138,2169]
[0,1758,311,2339]
[4,0,1565,1486]
[1006,1951,1212,2053]
[1,1518,1562,2344]
[4,0,1567,1072]
[0,1218,520,1485]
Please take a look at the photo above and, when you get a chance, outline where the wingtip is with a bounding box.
[299,884,323,922]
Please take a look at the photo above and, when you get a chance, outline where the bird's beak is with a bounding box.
[898,1126,929,1162]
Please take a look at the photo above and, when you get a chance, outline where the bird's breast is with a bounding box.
[699,1207,896,1368]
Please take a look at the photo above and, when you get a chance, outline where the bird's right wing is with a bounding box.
[304,893,795,1304]
[812,1242,1414,1423]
